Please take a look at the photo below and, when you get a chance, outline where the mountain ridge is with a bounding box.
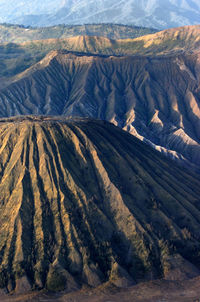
[1,24,200,81]
[0,23,157,43]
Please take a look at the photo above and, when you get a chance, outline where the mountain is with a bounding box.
[0,0,63,23]
[0,116,200,294]
[0,0,200,29]
[0,45,200,170]
[0,24,157,44]
[1,25,200,79]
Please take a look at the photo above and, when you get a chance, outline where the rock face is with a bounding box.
[0,50,200,169]
[0,0,200,29]
[0,116,200,292]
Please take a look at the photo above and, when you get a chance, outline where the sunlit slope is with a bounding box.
[0,117,200,293]
[124,25,200,54]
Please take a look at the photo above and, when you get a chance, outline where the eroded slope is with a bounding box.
[0,117,200,293]
[0,51,200,169]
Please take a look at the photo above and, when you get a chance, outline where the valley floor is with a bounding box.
[1,277,200,302]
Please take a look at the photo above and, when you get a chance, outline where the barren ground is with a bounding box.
[1,277,200,302]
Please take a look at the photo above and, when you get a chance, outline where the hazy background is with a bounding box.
[0,0,199,29]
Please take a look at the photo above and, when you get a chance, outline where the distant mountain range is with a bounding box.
[0,0,200,29]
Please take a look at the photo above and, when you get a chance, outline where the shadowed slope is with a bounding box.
[0,116,200,293]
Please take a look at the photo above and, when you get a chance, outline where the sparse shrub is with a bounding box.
[46,269,66,292]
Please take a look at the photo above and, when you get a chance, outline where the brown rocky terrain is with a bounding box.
[0,116,200,297]
[0,50,199,169]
